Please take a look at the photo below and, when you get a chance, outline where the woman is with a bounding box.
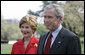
[11,14,39,54]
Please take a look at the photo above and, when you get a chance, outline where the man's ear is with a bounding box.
[58,16,63,23]
[60,16,63,21]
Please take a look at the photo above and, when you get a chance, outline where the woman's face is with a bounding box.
[20,23,33,38]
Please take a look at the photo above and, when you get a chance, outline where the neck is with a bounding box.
[24,35,33,41]
[51,24,61,32]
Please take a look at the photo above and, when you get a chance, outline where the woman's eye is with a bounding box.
[26,27,29,29]
[21,26,24,28]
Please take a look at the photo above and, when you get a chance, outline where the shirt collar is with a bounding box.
[52,24,62,38]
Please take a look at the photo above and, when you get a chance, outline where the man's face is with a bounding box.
[44,8,61,31]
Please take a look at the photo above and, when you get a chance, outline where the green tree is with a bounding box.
[28,1,84,37]
[61,1,84,37]
[37,24,48,35]
[1,16,9,40]
[1,15,22,41]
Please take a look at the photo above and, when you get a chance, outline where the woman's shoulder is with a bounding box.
[32,36,39,43]
[13,39,24,46]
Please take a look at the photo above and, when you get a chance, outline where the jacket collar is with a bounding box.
[16,35,37,45]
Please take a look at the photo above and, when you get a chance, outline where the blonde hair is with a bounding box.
[19,14,38,33]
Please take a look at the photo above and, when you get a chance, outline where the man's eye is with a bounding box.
[48,16,53,18]
[44,16,53,18]
[44,16,46,18]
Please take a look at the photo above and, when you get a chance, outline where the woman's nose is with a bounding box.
[22,28,27,31]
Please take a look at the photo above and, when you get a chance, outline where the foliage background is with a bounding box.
[1,1,84,54]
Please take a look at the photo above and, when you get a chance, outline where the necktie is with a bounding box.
[43,33,52,54]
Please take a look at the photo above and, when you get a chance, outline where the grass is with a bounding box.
[80,37,84,54]
[81,43,84,54]
[1,44,13,54]
[1,37,84,54]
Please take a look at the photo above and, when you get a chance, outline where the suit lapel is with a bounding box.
[49,27,65,53]
[40,32,50,53]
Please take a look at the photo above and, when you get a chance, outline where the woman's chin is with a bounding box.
[23,35,28,37]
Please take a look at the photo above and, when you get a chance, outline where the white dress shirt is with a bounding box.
[51,24,62,47]
[44,24,62,48]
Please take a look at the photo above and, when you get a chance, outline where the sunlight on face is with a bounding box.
[20,23,33,38]
[44,8,60,31]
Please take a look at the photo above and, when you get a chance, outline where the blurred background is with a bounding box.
[1,1,84,54]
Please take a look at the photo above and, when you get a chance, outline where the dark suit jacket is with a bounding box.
[37,27,81,54]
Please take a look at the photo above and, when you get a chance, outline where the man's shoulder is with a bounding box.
[41,31,49,37]
[60,27,80,42]
[39,31,49,40]
[64,28,76,36]
[61,27,78,38]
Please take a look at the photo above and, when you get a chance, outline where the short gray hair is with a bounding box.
[44,4,64,19]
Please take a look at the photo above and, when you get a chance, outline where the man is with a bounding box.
[37,4,81,54]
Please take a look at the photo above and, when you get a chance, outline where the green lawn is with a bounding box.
[81,43,84,54]
[1,44,13,54]
[1,37,84,54]
[80,37,84,54]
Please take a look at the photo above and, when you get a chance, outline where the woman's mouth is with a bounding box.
[22,31,29,35]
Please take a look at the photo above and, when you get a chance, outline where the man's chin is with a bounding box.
[46,27,51,30]
[46,27,55,31]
